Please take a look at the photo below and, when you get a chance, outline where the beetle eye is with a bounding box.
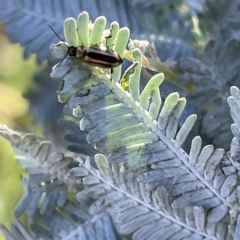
[68,47,76,56]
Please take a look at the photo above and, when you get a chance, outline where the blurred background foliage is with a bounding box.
[0,24,43,239]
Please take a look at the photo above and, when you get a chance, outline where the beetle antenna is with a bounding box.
[49,25,69,67]
[48,25,64,41]
[56,52,69,67]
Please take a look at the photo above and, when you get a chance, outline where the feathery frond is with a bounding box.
[175,38,240,148]
[0,0,196,63]
[1,9,240,240]
[0,125,80,217]
[47,12,240,239]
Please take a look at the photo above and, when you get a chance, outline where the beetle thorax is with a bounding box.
[76,47,86,59]
[68,46,85,59]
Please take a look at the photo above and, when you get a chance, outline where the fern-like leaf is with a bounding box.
[176,39,240,148]
[2,10,240,240]
[0,0,197,64]
[0,125,80,217]
[48,12,240,239]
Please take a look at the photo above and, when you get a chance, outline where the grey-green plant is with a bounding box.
[1,9,240,240]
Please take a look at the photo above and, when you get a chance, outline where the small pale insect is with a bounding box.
[49,25,123,69]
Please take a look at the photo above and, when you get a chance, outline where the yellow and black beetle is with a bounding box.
[49,25,123,69]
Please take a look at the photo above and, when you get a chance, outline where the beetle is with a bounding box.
[49,25,123,69]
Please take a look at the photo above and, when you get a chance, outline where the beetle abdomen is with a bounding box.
[84,45,123,68]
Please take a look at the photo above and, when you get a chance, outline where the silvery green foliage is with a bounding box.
[0,0,195,137]
[227,87,240,171]
[0,125,119,239]
[154,39,194,62]
[131,0,207,13]
[0,0,196,63]
[46,13,240,239]
[58,113,98,157]
[173,0,240,149]
[198,0,240,43]
[0,0,138,63]
[1,200,116,240]
[0,12,240,240]
[2,10,240,240]
[24,65,63,125]
[176,38,240,149]
[0,125,81,217]
[0,219,34,240]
